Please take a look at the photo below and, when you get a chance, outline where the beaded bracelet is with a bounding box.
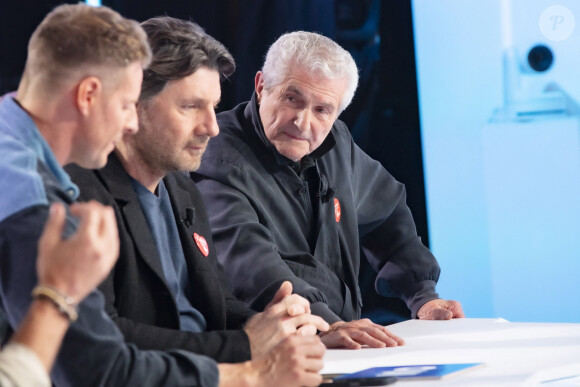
[32,285,78,322]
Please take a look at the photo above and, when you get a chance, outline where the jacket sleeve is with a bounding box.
[173,173,258,330]
[0,206,218,387]
[194,170,343,325]
[97,254,252,362]
[103,296,252,363]
[206,256,258,330]
[346,132,441,318]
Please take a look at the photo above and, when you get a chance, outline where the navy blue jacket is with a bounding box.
[193,94,441,323]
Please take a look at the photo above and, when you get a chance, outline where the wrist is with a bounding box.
[319,321,344,338]
[32,285,78,322]
[218,361,256,387]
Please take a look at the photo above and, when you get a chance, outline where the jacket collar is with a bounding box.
[0,96,79,199]
[100,152,194,210]
[98,152,168,280]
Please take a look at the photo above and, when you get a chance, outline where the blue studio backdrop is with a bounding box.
[413,0,580,322]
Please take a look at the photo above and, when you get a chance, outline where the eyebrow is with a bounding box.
[286,85,304,97]
[285,85,336,112]
[182,96,221,107]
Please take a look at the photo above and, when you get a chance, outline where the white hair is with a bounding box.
[261,31,359,113]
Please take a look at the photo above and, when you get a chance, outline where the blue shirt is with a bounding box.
[0,96,78,222]
[132,178,207,333]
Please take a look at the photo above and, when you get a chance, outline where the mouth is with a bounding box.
[185,142,207,153]
[283,131,307,141]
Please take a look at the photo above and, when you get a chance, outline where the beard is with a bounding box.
[133,133,208,174]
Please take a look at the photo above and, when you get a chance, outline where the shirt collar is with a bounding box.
[0,96,79,199]
[244,92,337,168]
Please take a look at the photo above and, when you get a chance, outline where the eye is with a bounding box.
[281,93,303,108]
[283,94,298,104]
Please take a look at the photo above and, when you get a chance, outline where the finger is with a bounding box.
[39,203,66,248]
[298,336,326,358]
[98,206,116,238]
[265,281,293,309]
[431,308,453,320]
[287,303,308,316]
[69,200,98,218]
[290,314,329,333]
[450,302,466,318]
[302,358,325,373]
[335,333,362,349]
[353,318,376,327]
[278,293,311,314]
[268,294,311,317]
[296,324,318,336]
[350,322,400,347]
[350,330,390,348]
[70,202,102,242]
[301,372,323,387]
[382,327,405,345]
[320,332,362,349]
[98,207,120,275]
[294,334,324,345]
[100,207,120,258]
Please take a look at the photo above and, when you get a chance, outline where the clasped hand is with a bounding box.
[244,281,329,359]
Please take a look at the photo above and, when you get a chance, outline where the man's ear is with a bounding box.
[76,76,102,116]
[254,71,265,101]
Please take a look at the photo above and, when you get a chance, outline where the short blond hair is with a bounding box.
[22,4,151,90]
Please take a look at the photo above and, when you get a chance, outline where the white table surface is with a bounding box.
[321,318,580,386]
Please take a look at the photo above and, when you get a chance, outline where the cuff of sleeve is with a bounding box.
[237,330,253,361]
[310,302,342,324]
[191,352,219,387]
[0,343,51,387]
[407,282,439,319]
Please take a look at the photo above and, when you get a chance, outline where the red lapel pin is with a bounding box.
[193,233,209,257]
[334,198,341,223]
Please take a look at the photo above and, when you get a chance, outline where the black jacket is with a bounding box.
[193,94,441,323]
[67,153,255,363]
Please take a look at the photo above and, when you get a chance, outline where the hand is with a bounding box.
[244,281,329,358]
[417,299,465,320]
[37,201,120,302]
[218,335,326,387]
[319,319,404,349]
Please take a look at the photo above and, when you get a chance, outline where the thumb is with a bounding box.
[266,281,293,309]
[39,203,66,248]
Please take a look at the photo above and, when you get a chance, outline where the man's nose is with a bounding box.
[294,109,311,132]
[124,104,138,135]
[198,106,219,138]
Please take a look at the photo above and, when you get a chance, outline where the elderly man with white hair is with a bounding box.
[193,31,464,349]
